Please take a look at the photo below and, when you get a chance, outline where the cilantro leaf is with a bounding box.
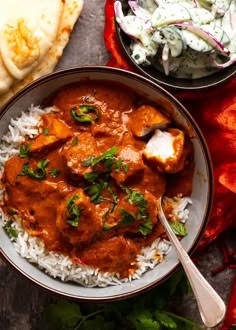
[4,225,18,239]
[43,301,83,330]
[82,155,95,167]
[114,158,129,173]
[71,136,79,146]
[82,146,118,168]
[170,222,187,237]
[17,159,50,180]
[84,172,99,182]
[118,208,135,226]
[155,311,177,328]
[139,218,153,236]
[85,181,108,203]
[43,128,49,136]
[19,143,32,158]
[128,309,161,330]
[66,194,82,227]
[49,168,61,178]
[81,315,114,330]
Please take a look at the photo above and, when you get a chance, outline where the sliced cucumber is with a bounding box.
[201,24,230,45]
[154,26,185,57]
[188,8,215,24]
[182,29,213,52]
[197,0,216,10]
[137,0,157,13]
[201,24,224,41]
[164,0,196,8]
[151,4,191,28]
[215,0,232,12]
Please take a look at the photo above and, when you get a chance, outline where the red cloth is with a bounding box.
[104,2,236,327]
[104,0,236,249]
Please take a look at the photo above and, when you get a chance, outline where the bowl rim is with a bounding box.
[0,66,214,301]
[114,1,236,90]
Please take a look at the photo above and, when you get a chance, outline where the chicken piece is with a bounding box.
[91,121,125,150]
[104,190,158,235]
[143,128,185,173]
[78,236,139,276]
[29,114,73,155]
[61,132,100,179]
[111,145,145,184]
[128,105,170,137]
[2,156,25,186]
[130,165,166,198]
[56,188,102,246]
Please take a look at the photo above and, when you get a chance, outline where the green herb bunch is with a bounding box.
[43,271,202,330]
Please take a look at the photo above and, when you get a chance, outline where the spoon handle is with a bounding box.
[158,199,226,328]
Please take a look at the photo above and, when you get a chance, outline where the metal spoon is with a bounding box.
[157,197,226,328]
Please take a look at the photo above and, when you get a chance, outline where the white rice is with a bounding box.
[0,105,191,287]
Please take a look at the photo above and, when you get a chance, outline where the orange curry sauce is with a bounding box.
[1,81,194,278]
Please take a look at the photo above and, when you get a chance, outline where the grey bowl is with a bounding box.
[0,66,213,301]
[115,1,236,90]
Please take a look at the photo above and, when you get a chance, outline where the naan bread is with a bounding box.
[0,0,84,108]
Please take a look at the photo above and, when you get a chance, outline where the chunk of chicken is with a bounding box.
[56,188,102,246]
[29,114,73,155]
[103,190,158,235]
[130,165,166,198]
[143,128,185,173]
[128,105,170,137]
[61,132,100,179]
[111,145,145,185]
[78,235,138,276]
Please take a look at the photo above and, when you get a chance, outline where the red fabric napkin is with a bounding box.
[104,1,236,327]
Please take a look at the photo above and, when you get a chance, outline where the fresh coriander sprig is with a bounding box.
[19,143,32,158]
[17,159,49,180]
[66,194,82,227]
[170,222,187,237]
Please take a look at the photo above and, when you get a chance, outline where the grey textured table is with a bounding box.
[0,1,235,329]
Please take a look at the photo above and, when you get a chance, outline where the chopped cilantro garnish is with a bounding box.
[66,194,82,227]
[4,225,18,239]
[139,218,153,236]
[84,172,99,182]
[82,146,118,168]
[114,158,129,173]
[19,143,32,158]
[85,180,109,204]
[18,159,49,180]
[118,208,135,226]
[170,222,187,237]
[71,136,78,146]
[43,128,49,136]
[49,168,61,178]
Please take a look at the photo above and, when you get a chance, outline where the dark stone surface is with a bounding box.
[0,1,235,329]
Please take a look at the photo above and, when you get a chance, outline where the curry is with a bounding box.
[1,81,194,278]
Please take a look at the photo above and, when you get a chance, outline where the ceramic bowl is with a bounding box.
[115,1,236,90]
[0,66,213,301]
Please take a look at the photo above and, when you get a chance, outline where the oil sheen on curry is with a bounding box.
[2,81,194,278]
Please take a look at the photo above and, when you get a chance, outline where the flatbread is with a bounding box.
[0,0,84,109]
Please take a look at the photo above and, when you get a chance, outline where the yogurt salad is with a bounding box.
[115,0,236,79]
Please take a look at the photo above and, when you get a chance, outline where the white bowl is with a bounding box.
[0,66,213,301]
